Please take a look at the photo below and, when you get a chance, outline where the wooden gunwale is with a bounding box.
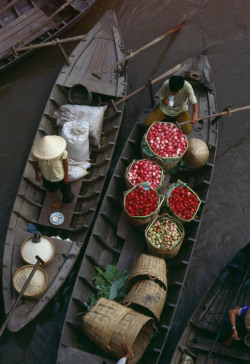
[56,54,219,364]
[2,10,127,333]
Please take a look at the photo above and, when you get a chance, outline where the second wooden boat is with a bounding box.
[0,0,98,74]
[171,243,250,364]
[56,54,219,364]
[2,10,127,333]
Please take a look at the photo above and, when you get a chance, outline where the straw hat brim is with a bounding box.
[245,309,250,332]
[32,135,66,160]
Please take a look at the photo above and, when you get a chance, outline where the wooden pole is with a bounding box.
[178,105,250,125]
[0,255,45,338]
[115,60,185,106]
[92,21,185,79]
[0,0,22,15]
[14,35,86,52]
[16,0,75,46]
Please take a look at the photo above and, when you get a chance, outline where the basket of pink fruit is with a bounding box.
[141,122,188,171]
[125,159,165,191]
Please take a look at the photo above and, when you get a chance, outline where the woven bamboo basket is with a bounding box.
[245,309,250,332]
[145,213,185,259]
[123,183,164,228]
[13,265,48,299]
[123,279,167,322]
[127,253,167,290]
[141,122,188,172]
[124,159,165,192]
[244,333,250,347]
[82,298,154,364]
[163,180,201,223]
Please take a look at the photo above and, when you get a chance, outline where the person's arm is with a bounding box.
[160,79,170,106]
[116,358,127,364]
[32,161,41,182]
[228,307,240,340]
[192,102,199,123]
[62,158,69,183]
[116,343,133,363]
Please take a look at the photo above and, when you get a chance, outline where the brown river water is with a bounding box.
[0,0,250,363]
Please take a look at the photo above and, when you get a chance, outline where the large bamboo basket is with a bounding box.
[141,122,188,172]
[124,159,165,192]
[13,265,48,299]
[127,253,167,290]
[123,183,164,228]
[21,235,55,266]
[123,279,167,322]
[145,213,185,259]
[82,298,154,364]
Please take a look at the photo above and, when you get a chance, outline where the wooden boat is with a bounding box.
[0,0,97,74]
[2,10,127,333]
[56,54,219,364]
[171,243,250,364]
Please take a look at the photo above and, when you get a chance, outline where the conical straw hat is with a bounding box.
[32,135,66,160]
[245,309,250,333]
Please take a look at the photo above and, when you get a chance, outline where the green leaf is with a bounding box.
[114,275,129,289]
[105,265,118,281]
[109,283,118,300]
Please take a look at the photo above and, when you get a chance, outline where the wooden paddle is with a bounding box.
[178,105,250,125]
[14,35,86,52]
[113,59,186,108]
[92,21,185,79]
[0,255,45,338]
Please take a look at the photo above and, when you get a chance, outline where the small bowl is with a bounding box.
[50,212,64,225]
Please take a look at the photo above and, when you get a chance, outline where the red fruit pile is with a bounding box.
[125,184,159,217]
[146,122,187,158]
[127,160,162,189]
[168,186,200,221]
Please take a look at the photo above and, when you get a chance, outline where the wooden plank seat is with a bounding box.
[38,177,84,230]
[0,6,56,60]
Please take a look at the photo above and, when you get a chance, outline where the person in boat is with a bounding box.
[116,342,133,364]
[31,135,74,209]
[224,306,250,346]
[144,75,199,135]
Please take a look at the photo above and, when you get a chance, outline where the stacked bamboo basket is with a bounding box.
[82,254,167,363]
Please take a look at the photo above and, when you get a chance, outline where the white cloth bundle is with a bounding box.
[67,158,91,182]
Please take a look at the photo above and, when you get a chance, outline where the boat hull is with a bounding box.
[57,55,219,364]
[2,10,127,333]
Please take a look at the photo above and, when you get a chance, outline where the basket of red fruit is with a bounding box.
[125,159,165,191]
[141,122,188,171]
[164,180,201,223]
[145,213,185,258]
[124,182,164,227]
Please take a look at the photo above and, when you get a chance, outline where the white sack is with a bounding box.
[61,120,89,162]
[55,104,107,148]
